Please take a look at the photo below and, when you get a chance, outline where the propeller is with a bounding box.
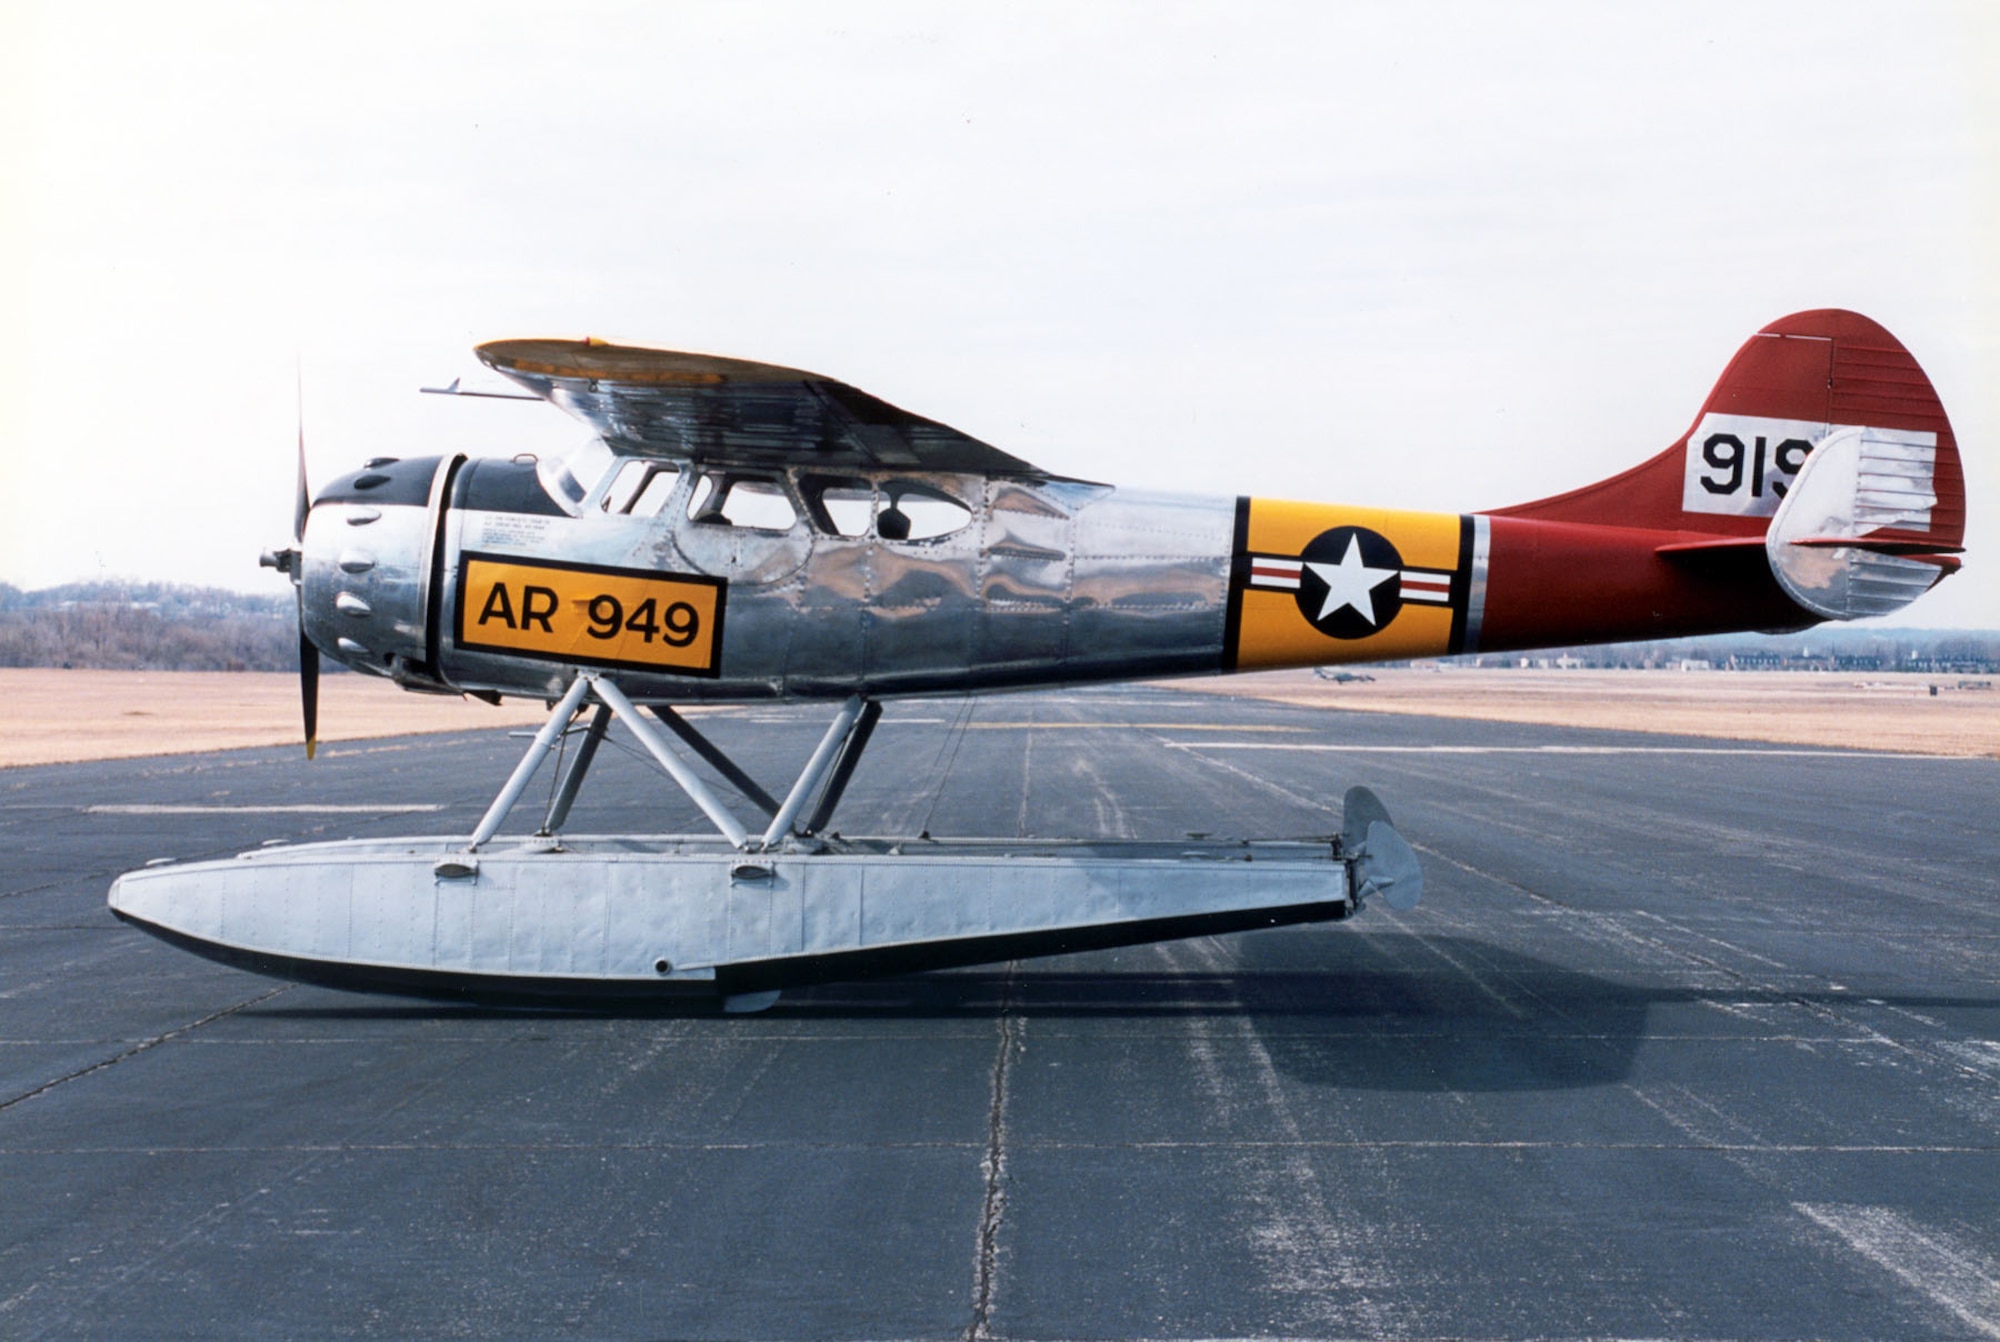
[259,365,321,758]
[292,365,319,759]
[294,375,311,543]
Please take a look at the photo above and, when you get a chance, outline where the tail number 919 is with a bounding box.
[1680,413,1826,519]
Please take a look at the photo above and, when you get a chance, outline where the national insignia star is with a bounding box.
[1305,535,1399,626]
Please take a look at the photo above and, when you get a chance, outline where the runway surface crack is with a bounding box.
[967,963,1021,1342]
[0,985,290,1113]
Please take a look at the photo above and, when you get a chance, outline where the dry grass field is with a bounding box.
[2,666,1995,768]
[1181,667,2000,758]
[0,670,555,768]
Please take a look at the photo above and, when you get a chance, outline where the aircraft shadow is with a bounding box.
[245,933,2000,1093]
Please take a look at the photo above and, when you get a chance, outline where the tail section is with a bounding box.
[1214,310,1964,674]
[1468,310,1964,648]
[1494,309,1965,552]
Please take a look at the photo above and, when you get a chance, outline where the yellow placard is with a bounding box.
[1229,499,1468,671]
[454,553,725,677]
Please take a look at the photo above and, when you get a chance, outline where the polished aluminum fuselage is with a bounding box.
[303,458,1237,702]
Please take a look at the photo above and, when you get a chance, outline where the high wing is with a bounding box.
[476,337,1048,478]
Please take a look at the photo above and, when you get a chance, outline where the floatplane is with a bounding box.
[110,310,1965,1009]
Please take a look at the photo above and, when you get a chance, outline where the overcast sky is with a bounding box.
[4,1,1993,627]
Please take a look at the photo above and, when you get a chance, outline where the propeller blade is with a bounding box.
[299,627,320,760]
[293,366,310,542]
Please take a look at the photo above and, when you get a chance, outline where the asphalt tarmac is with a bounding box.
[3,686,1997,1341]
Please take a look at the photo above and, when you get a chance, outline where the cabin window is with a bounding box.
[602,460,681,517]
[800,475,876,537]
[686,472,798,531]
[796,475,972,540]
[882,481,972,541]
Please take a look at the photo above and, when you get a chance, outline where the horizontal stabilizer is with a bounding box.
[1764,425,1957,619]
[1654,535,1767,556]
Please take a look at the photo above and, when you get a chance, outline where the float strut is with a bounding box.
[760,696,865,850]
[466,673,594,850]
[591,676,752,849]
[804,699,882,835]
[648,706,782,818]
[540,702,611,835]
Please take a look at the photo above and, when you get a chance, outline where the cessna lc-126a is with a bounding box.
[110,310,1966,1009]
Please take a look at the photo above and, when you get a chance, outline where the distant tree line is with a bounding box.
[1444,627,2000,673]
[0,582,304,672]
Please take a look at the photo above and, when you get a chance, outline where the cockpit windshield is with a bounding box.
[536,437,617,515]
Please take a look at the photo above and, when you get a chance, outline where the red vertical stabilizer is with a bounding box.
[1473,311,1963,650]
[1494,310,1963,545]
